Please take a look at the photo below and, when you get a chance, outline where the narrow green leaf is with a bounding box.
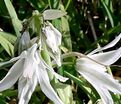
[65,0,71,10]
[0,35,14,56]
[107,25,121,35]
[101,0,114,27]
[43,9,67,20]
[2,89,17,97]
[47,0,60,9]
[4,0,22,36]
[0,32,16,44]
[103,0,113,12]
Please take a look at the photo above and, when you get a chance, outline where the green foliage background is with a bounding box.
[0,0,121,103]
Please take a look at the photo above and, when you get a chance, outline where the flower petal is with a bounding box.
[48,22,62,46]
[37,63,64,104]
[18,72,37,104]
[43,26,58,53]
[77,70,113,104]
[42,22,62,66]
[88,33,121,55]
[76,59,121,104]
[88,48,121,65]
[49,49,61,66]
[77,59,121,93]
[43,22,61,53]
[91,83,113,104]
[36,52,68,82]
[77,58,107,72]
[0,59,24,91]
[23,43,37,78]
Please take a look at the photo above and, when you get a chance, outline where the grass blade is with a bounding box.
[4,0,22,36]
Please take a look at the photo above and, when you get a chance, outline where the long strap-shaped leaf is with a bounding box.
[0,32,16,44]
[4,0,22,36]
[100,0,114,27]
[0,34,14,56]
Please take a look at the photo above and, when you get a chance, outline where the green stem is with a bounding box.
[62,52,107,67]
[65,0,71,10]
[41,40,54,80]
[41,43,51,66]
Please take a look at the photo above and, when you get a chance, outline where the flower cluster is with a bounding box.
[0,20,121,104]
[0,23,67,104]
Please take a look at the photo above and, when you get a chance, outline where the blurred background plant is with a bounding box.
[0,0,121,104]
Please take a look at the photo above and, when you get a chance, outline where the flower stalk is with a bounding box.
[41,40,54,80]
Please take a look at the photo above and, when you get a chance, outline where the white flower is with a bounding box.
[42,22,62,66]
[76,34,121,104]
[0,43,68,104]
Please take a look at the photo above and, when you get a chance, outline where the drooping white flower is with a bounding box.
[42,22,62,66]
[0,43,68,104]
[76,34,121,104]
